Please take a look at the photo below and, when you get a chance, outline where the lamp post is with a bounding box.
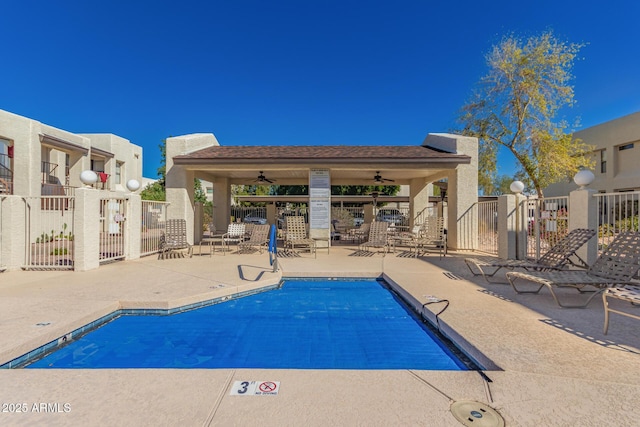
[371,191,379,221]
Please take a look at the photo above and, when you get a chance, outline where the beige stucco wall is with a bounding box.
[545,111,640,196]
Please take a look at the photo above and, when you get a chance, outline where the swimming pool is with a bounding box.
[26,278,468,370]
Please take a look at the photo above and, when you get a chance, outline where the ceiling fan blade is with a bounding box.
[255,171,275,184]
[373,171,394,183]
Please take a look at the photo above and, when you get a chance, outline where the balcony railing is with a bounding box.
[41,161,59,184]
[41,183,76,197]
[93,171,110,189]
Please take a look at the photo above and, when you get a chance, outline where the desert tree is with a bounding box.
[459,31,594,197]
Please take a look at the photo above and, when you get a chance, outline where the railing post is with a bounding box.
[1,196,27,271]
[498,194,517,259]
[126,193,141,260]
[569,187,598,266]
[73,188,101,271]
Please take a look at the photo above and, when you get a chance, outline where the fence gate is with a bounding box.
[522,196,570,260]
[22,196,75,270]
[99,197,127,263]
[141,200,169,256]
[476,200,499,255]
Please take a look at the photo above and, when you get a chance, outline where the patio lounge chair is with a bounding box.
[506,231,640,308]
[285,216,316,257]
[413,217,447,259]
[465,228,596,283]
[159,219,193,259]
[602,284,640,334]
[238,224,270,254]
[359,221,389,253]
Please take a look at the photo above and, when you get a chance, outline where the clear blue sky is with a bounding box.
[2,0,639,178]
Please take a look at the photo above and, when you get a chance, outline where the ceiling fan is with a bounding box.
[373,171,395,184]
[254,171,275,184]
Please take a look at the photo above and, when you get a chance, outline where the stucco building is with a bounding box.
[545,111,640,196]
[0,109,143,196]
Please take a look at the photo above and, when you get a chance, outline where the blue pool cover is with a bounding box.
[27,278,467,370]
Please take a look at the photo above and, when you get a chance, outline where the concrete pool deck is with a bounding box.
[0,246,639,426]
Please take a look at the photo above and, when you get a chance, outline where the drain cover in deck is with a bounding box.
[450,400,504,427]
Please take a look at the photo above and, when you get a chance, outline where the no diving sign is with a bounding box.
[230,381,280,396]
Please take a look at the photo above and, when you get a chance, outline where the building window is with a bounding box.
[115,162,123,185]
[91,159,105,172]
[600,149,606,174]
[618,143,634,151]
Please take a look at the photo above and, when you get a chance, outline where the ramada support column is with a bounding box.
[409,178,431,227]
[422,133,479,251]
[166,134,220,244]
[212,177,230,232]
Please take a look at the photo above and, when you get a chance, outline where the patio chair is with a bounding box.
[243,223,255,240]
[222,223,246,252]
[413,217,447,259]
[285,216,316,257]
[506,231,640,308]
[331,219,349,242]
[159,219,193,259]
[238,224,270,254]
[602,284,640,334]
[348,222,371,244]
[359,221,390,253]
[465,228,597,283]
[390,224,422,254]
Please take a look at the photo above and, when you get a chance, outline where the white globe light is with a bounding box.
[126,179,141,192]
[510,180,525,194]
[80,170,98,186]
[573,169,595,188]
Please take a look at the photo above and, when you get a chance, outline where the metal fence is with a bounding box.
[594,191,640,253]
[141,200,169,256]
[414,205,438,226]
[376,206,410,227]
[331,206,365,228]
[231,206,268,225]
[99,197,126,263]
[476,200,498,255]
[22,196,75,270]
[522,196,570,260]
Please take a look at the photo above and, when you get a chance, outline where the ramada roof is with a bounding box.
[173,145,470,165]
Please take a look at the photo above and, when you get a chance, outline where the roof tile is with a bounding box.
[174,145,464,161]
